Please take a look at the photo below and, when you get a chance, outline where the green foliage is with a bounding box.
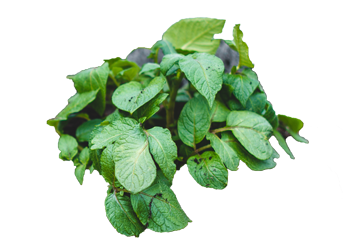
[47,17,308,237]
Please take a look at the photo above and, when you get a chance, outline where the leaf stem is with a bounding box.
[166,71,183,129]
[211,126,233,134]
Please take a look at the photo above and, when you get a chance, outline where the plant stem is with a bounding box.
[166,71,183,129]
[211,126,233,134]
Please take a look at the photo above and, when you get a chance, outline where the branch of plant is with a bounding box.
[166,71,183,129]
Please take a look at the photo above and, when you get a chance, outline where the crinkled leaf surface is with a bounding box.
[244,92,267,114]
[47,89,99,125]
[187,151,228,189]
[131,182,191,232]
[278,115,304,133]
[179,53,224,107]
[69,62,110,116]
[133,93,168,123]
[223,69,259,107]
[146,127,177,181]
[75,164,86,185]
[79,147,90,165]
[139,63,160,75]
[206,132,239,171]
[264,101,279,129]
[225,24,254,68]
[163,17,225,54]
[112,76,166,114]
[105,193,145,237]
[222,132,279,171]
[210,100,230,122]
[100,144,116,184]
[58,134,78,161]
[76,119,102,142]
[178,94,211,148]
[160,54,184,75]
[91,118,139,150]
[273,130,295,159]
[227,111,273,160]
[113,125,156,194]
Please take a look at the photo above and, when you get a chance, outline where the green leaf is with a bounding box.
[131,182,191,232]
[263,101,279,129]
[210,100,230,122]
[75,164,86,185]
[245,92,267,114]
[179,53,224,107]
[79,147,90,165]
[178,94,211,148]
[113,125,156,194]
[287,128,309,153]
[223,69,259,107]
[100,144,116,184]
[152,170,172,187]
[69,63,110,116]
[149,40,177,61]
[163,17,225,55]
[58,134,78,161]
[102,109,125,125]
[139,63,160,75]
[278,115,304,133]
[112,76,166,114]
[206,133,239,171]
[75,119,102,142]
[146,127,177,182]
[160,54,184,75]
[104,58,140,82]
[225,24,254,68]
[187,151,228,189]
[47,89,99,126]
[227,111,273,160]
[273,130,295,159]
[90,118,139,150]
[222,132,279,171]
[90,149,102,174]
[105,193,145,237]
[133,93,168,123]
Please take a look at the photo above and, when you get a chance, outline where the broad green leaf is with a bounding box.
[278,115,304,133]
[100,144,116,184]
[223,69,259,107]
[133,93,168,123]
[227,111,273,160]
[90,118,139,150]
[112,76,166,114]
[187,151,228,189]
[285,127,309,144]
[148,40,177,62]
[273,130,295,159]
[131,182,191,232]
[105,193,145,237]
[178,94,211,148]
[58,134,78,161]
[179,144,194,160]
[146,127,177,181]
[228,99,244,111]
[90,149,102,174]
[160,54,184,75]
[69,63,110,116]
[101,109,125,125]
[104,58,140,82]
[87,165,94,183]
[245,92,267,114]
[225,24,254,68]
[263,101,279,129]
[47,89,99,126]
[114,126,156,194]
[210,100,230,122]
[75,119,102,142]
[222,132,279,171]
[163,17,225,55]
[75,164,86,185]
[79,147,90,165]
[206,133,239,171]
[139,63,160,75]
[152,170,172,187]
[179,53,224,107]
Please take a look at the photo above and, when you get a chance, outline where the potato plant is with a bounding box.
[47,17,308,237]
